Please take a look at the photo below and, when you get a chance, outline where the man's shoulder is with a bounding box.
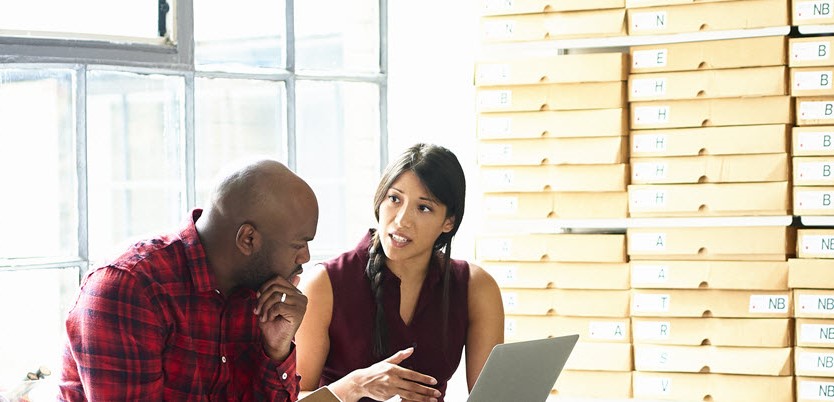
[93,233,189,285]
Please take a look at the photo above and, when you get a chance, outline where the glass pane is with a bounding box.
[295,0,379,72]
[195,78,287,206]
[0,0,160,40]
[0,267,80,396]
[0,69,77,260]
[86,71,185,264]
[194,0,286,71]
[296,81,380,259]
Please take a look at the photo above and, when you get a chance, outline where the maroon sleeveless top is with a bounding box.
[320,231,470,401]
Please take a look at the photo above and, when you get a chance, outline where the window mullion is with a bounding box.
[184,72,196,210]
[76,65,89,279]
[286,0,297,170]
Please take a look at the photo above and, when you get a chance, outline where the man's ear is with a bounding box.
[235,223,261,256]
[442,216,455,233]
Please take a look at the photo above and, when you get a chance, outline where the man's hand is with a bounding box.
[254,275,307,361]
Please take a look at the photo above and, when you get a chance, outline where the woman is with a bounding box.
[296,143,504,402]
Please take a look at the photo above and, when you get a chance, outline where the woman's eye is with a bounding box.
[388,195,399,203]
[419,205,432,213]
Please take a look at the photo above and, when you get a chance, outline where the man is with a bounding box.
[60,159,319,401]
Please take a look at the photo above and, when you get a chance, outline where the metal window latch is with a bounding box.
[158,0,171,38]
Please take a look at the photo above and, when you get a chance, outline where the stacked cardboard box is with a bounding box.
[628,36,791,218]
[791,36,834,216]
[793,0,834,26]
[480,1,626,43]
[626,0,789,36]
[476,52,629,219]
[476,233,632,399]
[790,232,834,401]
[628,226,796,401]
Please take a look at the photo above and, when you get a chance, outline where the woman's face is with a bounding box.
[377,171,454,267]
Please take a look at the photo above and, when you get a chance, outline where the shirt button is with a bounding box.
[221,356,227,363]
[215,289,221,294]
[281,372,288,380]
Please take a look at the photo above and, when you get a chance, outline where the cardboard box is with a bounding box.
[795,289,834,319]
[627,0,738,7]
[796,347,834,377]
[797,97,834,126]
[628,182,791,217]
[478,136,627,166]
[477,233,627,262]
[566,341,633,371]
[634,344,793,375]
[795,187,834,215]
[627,226,796,261]
[481,9,627,43]
[627,0,789,35]
[798,229,834,258]
[501,288,554,315]
[500,289,631,316]
[633,372,794,402]
[480,0,626,16]
[790,36,834,68]
[479,164,628,192]
[553,370,632,399]
[797,376,834,401]
[793,67,834,97]
[475,53,627,86]
[630,289,792,318]
[631,124,790,157]
[478,109,627,140]
[794,126,834,156]
[790,258,834,288]
[552,289,631,317]
[794,156,834,186]
[631,317,792,347]
[298,387,340,402]
[797,318,834,347]
[794,0,834,25]
[631,36,787,73]
[630,260,789,290]
[481,261,630,289]
[481,191,629,219]
[477,82,626,113]
[630,96,792,130]
[630,153,789,184]
[628,66,788,102]
[505,315,631,343]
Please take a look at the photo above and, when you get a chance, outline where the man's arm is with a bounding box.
[61,268,166,401]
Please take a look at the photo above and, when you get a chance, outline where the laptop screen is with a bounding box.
[466,334,579,402]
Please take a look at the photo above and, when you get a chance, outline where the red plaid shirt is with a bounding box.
[59,209,300,401]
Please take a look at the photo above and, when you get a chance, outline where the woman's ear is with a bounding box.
[235,223,261,256]
[442,216,455,233]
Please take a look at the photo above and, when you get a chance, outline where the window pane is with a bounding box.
[0,0,160,40]
[86,71,185,263]
[194,0,286,71]
[0,267,79,395]
[295,0,379,72]
[0,69,77,260]
[296,81,380,258]
[195,78,287,206]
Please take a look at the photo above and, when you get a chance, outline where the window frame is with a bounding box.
[0,0,389,275]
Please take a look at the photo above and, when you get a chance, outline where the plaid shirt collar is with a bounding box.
[178,208,217,293]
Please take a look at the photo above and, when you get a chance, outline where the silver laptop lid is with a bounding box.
[467,334,579,402]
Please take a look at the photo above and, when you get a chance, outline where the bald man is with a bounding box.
[60,160,318,401]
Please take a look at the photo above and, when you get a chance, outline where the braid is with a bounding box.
[365,233,389,359]
[440,241,452,355]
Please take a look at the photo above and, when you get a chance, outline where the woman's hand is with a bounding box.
[332,348,443,402]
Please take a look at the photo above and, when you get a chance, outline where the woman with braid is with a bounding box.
[296,143,504,402]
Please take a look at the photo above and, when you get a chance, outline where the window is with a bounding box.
[0,0,386,395]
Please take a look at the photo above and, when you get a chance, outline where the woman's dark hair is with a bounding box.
[365,143,466,359]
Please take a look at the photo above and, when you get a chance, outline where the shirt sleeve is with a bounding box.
[63,267,166,401]
[251,342,301,401]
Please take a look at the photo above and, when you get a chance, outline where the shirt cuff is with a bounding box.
[260,342,301,395]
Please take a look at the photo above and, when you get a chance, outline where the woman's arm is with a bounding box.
[296,265,334,391]
[464,262,505,391]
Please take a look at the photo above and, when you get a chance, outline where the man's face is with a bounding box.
[241,208,317,290]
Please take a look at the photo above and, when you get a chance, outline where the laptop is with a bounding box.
[466,334,579,402]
